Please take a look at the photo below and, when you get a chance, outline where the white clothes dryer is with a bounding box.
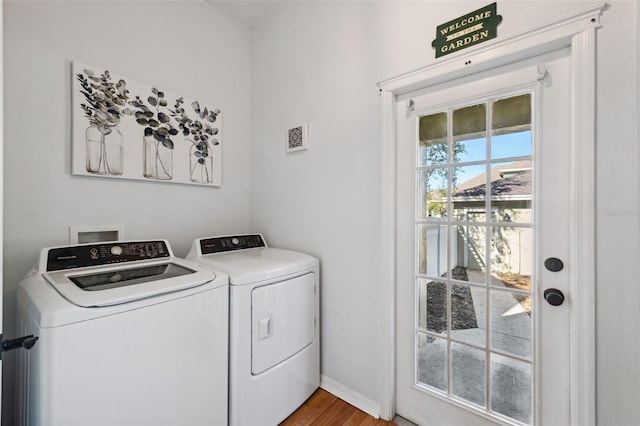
[187,234,319,426]
[16,240,229,426]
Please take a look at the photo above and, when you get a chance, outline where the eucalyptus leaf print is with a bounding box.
[129,88,179,180]
[76,68,131,175]
[170,97,221,183]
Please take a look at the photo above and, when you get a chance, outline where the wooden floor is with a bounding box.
[279,388,397,426]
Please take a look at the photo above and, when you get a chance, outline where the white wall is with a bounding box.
[250,2,385,406]
[2,1,251,424]
[250,1,640,423]
[595,1,640,424]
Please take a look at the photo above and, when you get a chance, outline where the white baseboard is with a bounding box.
[320,374,381,419]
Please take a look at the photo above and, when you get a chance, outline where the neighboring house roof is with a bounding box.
[453,160,532,200]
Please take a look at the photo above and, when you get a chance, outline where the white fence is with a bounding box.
[422,224,531,278]
[423,225,457,278]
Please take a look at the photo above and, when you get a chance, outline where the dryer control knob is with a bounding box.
[232,238,240,245]
[111,246,123,256]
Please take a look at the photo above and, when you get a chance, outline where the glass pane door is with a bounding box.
[415,93,533,424]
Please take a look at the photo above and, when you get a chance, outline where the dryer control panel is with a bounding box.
[46,241,170,271]
[200,234,265,254]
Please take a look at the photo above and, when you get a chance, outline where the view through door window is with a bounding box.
[416,93,533,424]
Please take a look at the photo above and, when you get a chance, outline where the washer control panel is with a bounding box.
[46,241,170,271]
[200,234,265,254]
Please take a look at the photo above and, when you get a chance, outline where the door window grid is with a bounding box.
[414,92,533,424]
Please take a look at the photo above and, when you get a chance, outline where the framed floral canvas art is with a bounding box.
[72,61,222,186]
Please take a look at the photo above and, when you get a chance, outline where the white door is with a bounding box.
[396,50,572,426]
[0,0,4,416]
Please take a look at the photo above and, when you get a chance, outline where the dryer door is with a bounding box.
[252,273,316,375]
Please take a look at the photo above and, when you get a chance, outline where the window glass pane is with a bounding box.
[491,94,531,133]
[451,284,485,348]
[418,279,447,336]
[452,225,487,283]
[453,206,488,224]
[453,104,486,141]
[452,164,486,197]
[492,131,532,159]
[494,200,532,224]
[456,137,486,163]
[490,226,532,283]
[491,94,532,160]
[417,224,447,277]
[490,288,532,359]
[417,333,447,392]
[491,353,532,424]
[418,168,448,219]
[453,103,487,163]
[451,164,487,221]
[419,112,447,166]
[451,342,486,407]
[489,160,533,219]
[447,225,486,290]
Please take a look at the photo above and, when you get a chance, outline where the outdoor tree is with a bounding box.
[422,140,466,217]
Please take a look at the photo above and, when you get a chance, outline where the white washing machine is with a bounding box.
[187,234,319,426]
[16,240,229,426]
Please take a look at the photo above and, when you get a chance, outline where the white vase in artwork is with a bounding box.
[85,125,124,175]
[143,135,173,180]
[189,141,213,183]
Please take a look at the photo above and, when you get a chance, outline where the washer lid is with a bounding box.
[193,247,318,285]
[44,258,217,307]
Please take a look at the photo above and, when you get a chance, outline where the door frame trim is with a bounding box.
[378,4,606,423]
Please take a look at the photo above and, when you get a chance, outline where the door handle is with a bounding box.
[543,288,565,306]
[544,257,564,272]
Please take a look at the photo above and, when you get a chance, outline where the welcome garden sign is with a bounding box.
[432,3,503,58]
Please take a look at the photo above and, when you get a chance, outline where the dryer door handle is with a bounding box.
[258,317,272,341]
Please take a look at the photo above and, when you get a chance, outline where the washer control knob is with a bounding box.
[110,246,123,256]
[231,237,240,245]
